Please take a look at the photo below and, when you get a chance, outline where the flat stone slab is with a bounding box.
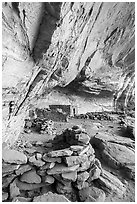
[62,171,77,181]
[15,178,46,191]
[20,170,41,184]
[3,149,27,164]
[33,192,70,202]
[15,164,32,175]
[70,145,84,152]
[64,154,88,166]
[47,148,73,157]
[47,163,79,175]
[42,155,62,163]
[2,163,20,176]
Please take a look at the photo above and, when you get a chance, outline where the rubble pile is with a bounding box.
[76,112,114,121]
[24,118,55,135]
[2,125,126,202]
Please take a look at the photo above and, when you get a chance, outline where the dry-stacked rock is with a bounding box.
[2,125,126,202]
[41,125,103,201]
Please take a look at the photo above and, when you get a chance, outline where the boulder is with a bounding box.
[91,132,135,179]
[33,192,70,202]
[79,186,106,202]
[3,149,27,164]
[96,169,126,196]
[20,170,41,184]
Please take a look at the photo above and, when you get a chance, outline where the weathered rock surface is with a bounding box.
[33,192,70,202]
[2,163,20,176]
[64,154,88,167]
[47,163,79,175]
[43,175,55,184]
[2,149,27,164]
[96,169,126,196]
[91,132,135,179]
[47,148,73,157]
[79,186,106,202]
[2,174,17,189]
[88,164,102,181]
[40,162,55,170]
[15,164,32,175]
[77,171,89,182]
[2,2,135,148]
[56,181,73,194]
[10,179,20,199]
[42,155,62,163]
[15,178,46,191]
[2,192,9,201]
[29,155,45,167]
[20,170,41,184]
[62,171,77,182]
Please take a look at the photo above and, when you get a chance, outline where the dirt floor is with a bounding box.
[15,116,135,202]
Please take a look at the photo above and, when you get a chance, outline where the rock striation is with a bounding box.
[2,2,135,146]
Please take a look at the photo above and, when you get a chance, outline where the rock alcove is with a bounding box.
[2,2,135,202]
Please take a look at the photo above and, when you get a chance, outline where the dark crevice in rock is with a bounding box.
[94,2,103,22]
[104,27,118,44]
[32,2,62,62]
[12,2,20,16]
[88,6,93,16]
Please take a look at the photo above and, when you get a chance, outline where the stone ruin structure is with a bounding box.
[2,125,126,202]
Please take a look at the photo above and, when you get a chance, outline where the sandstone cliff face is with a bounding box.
[2,2,135,144]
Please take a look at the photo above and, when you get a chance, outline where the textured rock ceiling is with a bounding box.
[2,2,135,144]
